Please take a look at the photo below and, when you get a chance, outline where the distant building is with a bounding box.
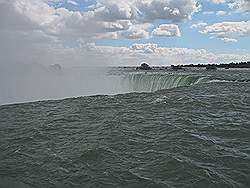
[49,64,62,72]
[136,63,152,70]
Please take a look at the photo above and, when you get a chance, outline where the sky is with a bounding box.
[0,0,250,66]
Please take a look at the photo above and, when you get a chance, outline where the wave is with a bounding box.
[125,73,211,92]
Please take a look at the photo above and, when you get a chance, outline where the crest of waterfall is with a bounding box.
[125,73,211,92]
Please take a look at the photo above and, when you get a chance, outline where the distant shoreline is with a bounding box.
[177,61,250,69]
[118,61,250,69]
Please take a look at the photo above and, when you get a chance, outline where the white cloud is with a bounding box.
[200,20,250,42]
[84,43,250,66]
[152,24,181,37]
[130,43,158,53]
[119,23,152,39]
[209,0,250,12]
[191,22,207,28]
[97,23,152,39]
[202,11,215,15]
[209,0,226,4]
[90,0,139,21]
[222,37,237,43]
[67,0,78,6]
[216,10,227,16]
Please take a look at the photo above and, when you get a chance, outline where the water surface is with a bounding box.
[0,68,249,187]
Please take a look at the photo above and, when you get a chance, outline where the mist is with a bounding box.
[0,64,129,105]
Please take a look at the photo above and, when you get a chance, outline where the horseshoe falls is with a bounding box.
[125,73,211,92]
[0,68,250,188]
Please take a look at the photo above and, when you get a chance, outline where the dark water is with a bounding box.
[0,69,250,187]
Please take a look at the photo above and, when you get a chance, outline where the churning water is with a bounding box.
[0,68,250,188]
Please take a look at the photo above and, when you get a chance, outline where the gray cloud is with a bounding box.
[137,0,201,21]
[228,0,250,12]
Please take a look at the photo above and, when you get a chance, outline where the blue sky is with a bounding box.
[48,0,250,54]
[97,1,249,53]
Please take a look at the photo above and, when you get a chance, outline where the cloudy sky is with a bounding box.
[0,0,250,66]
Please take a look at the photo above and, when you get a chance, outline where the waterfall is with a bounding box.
[125,73,210,92]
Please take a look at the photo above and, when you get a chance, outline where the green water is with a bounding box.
[0,68,250,187]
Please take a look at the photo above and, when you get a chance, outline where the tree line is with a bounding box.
[179,61,250,68]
